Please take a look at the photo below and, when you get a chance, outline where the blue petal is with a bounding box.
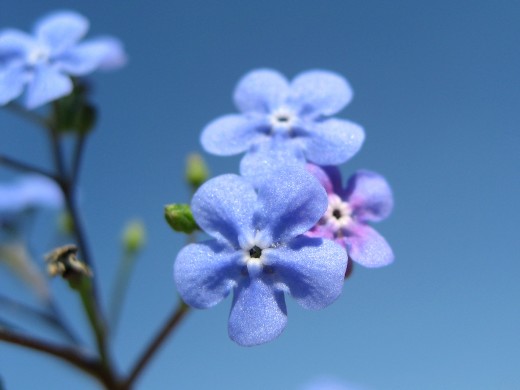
[0,29,36,60]
[34,11,88,55]
[253,166,328,243]
[288,70,353,117]
[92,37,127,70]
[304,118,365,165]
[191,174,257,247]
[201,114,265,156]
[345,170,393,222]
[267,236,347,309]
[17,175,63,209]
[174,240,240,309]
[56,37,126,75]
[0,64,26,105]
[233,68,289,113]
[306,164,337,194]
[239,140,304,186]
[228,277,287,346]
[344,224,394,268]
[24,65,72,109]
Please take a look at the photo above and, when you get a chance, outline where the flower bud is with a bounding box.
[164,204,198,234]
[122,220,146,254]
[185,153,209,190]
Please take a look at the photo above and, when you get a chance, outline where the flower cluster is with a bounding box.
[173,69,394,346]
[0,10,126,109]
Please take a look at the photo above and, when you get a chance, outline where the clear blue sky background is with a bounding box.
[1,1,519,389]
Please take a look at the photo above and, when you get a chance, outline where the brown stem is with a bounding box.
[121,301,190,389]
[0,327,99,380]
[0,155,57,180]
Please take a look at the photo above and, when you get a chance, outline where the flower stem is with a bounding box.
[0,155,57,180]
[121,300,190,389]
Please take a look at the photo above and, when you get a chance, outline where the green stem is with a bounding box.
[109,251,137,333]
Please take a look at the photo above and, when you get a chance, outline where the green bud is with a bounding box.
[52,81,97,134]
[164,204,199,234]
[185,153,209,190]
[122,220,146,254]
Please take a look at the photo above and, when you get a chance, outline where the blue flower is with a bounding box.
[0,10,126,109]
[306,164,394,268]
[173,168,347,346]
[201,69,365,178]
[0,175,63,240]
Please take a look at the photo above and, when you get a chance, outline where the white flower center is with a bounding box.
[323,194,353,231]
[239,232,273,276]
[27,45,51,66]
[269,106,296,131]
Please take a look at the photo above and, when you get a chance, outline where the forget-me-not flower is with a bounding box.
[174,168,347,346]
[0,10,126,109]
[201,69,365,178]
[0,174,63,240]
[306,164,394,268]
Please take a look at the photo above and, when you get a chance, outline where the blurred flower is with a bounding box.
[0,175,63,299]
[306,164,394,268]
[174,168,347,346]
[201,69,365,178]
[0,10,126,109]
[0,175,63,217]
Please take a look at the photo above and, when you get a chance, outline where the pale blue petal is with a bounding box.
[306,164,337,194]
[0,29,35,60]
[228,277,287,346]
[201,114,265,156]
[253,166,328,243]
[289,70,353,117]
[267,236,347,309]
[17,175,63,209]
[0,64,26,105]
[57,37,126,75]
[174,240,240,309]
[191,174,257,247]
[24,65,72,109]
[346,170,393,222]
[304,118,365,165]
[239,140,304,187]
[34,11,88,55]
[233,68,289,113]
[344,224,394,268]
[93,37,127,70]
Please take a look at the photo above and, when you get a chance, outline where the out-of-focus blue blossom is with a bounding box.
[0,175,63,240]
[201,69,365,178]
[306,164,394,268]
[174,168,347,346]
[0,10,126,109]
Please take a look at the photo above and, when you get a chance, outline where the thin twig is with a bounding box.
[122,301,190,389]
[70,134,86,189]
[0,155,57,180]
[5,102,49,128]
[0,327,99,378]
[0,295,80,344]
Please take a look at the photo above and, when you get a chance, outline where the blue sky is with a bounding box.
[1,1,519,389]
